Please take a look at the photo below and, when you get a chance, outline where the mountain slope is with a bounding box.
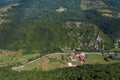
[0,0,120,54]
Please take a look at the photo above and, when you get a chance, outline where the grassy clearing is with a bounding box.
[0,50,40,66]
[86,53,107,64]
[1,50,120,71]
[0,3,19,24]
[56,7,67,13]
[0,3,19,12]
[97,9,112,13]
[102,13,112,17]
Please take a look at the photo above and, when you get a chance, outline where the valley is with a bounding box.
[0,0,120,80]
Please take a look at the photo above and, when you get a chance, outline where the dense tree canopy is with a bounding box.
[0,0,120,54]
[0,63,120,80]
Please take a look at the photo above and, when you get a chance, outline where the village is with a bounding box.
[0,49,120,71]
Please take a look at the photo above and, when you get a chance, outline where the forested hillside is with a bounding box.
[0,0,19,7]
[0,63,120,80]
[0,0,120,54]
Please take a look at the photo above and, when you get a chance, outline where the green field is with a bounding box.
[0,50,41,67]
[0,50,120,71]
[11,52,120,71]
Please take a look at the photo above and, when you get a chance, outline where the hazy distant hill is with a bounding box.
[0,0,120,54]
[0,0,20,7]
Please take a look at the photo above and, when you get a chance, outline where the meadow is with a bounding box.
[11,52,120,71]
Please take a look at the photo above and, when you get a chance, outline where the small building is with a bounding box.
[0,61,4,65]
